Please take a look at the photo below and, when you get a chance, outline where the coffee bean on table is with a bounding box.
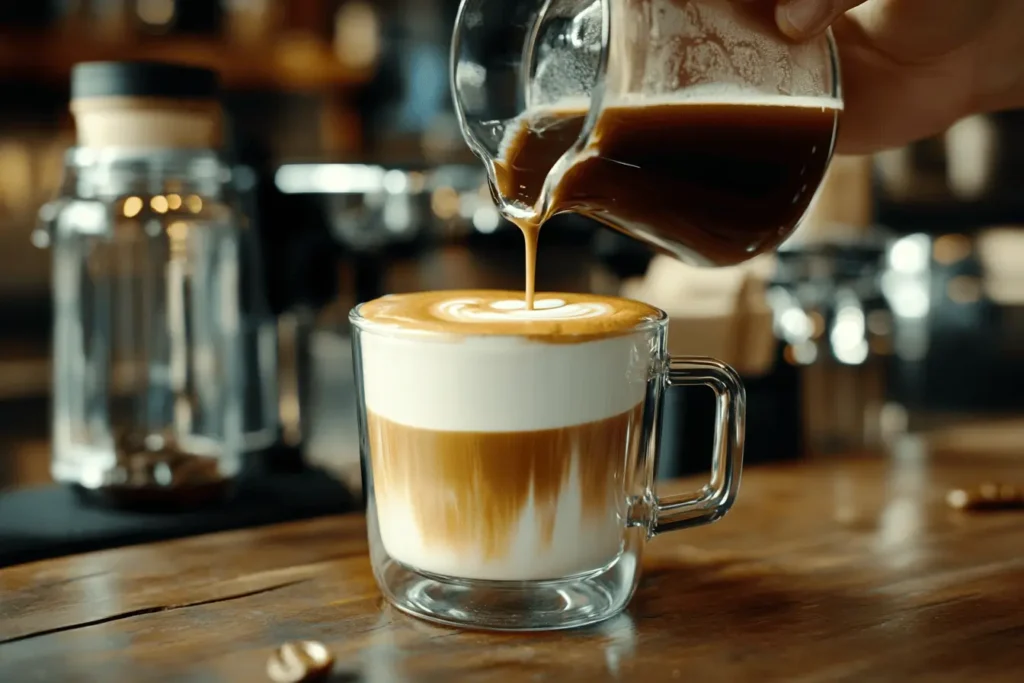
[267,641,335,683]
[946,483,1024,511]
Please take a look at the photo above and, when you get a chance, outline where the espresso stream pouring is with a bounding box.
[451,0,844,306]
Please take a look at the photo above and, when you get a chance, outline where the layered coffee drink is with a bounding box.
[493,94,841,304]
[357,290,662,580]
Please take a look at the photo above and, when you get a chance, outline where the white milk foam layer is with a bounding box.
[361,326,653,579]
[360,329,651,432]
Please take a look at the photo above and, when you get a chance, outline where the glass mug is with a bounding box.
[451,0,843,266]
[352,297,744,630]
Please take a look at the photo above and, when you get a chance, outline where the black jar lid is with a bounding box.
[71,61,220,101]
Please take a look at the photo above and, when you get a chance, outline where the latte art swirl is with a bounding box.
[432,297,613,324]
[357,290,662,340]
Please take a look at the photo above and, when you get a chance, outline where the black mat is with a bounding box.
[0,467,359,568]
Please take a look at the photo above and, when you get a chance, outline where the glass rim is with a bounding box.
[349,299,669,341]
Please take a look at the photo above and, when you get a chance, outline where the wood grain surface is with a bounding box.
[2,450,1023,682]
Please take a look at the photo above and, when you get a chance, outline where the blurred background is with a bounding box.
[0,1,1022,553]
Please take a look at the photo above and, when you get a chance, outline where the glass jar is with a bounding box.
[40,147,277,506]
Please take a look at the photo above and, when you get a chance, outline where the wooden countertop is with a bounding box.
[2,451,1023,682]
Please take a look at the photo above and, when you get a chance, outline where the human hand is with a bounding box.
[773,0,1024,153]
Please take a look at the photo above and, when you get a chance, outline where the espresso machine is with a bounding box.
[873,110,1024,433]
[769,237,891,456]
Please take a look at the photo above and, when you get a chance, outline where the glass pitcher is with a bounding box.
[451,0,843,266]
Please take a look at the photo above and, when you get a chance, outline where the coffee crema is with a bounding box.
[493,95,841,304]
[357,289,662,340]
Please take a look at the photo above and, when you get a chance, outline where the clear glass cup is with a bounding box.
[451,0,843,266]
[352,299,744,630]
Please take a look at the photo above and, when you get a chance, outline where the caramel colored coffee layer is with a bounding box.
[368,403,644,562]
[357,290,662,341]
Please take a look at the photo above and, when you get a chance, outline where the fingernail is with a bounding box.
[776,0,833,38]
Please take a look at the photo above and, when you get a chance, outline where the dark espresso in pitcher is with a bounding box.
[494,96,840,268]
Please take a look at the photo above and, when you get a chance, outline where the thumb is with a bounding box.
[776,0,866,40]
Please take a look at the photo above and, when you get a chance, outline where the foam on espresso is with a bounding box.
[357,289,662,341]
[358,290,659,580]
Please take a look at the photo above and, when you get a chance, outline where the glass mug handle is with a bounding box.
[652,357,746,534]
